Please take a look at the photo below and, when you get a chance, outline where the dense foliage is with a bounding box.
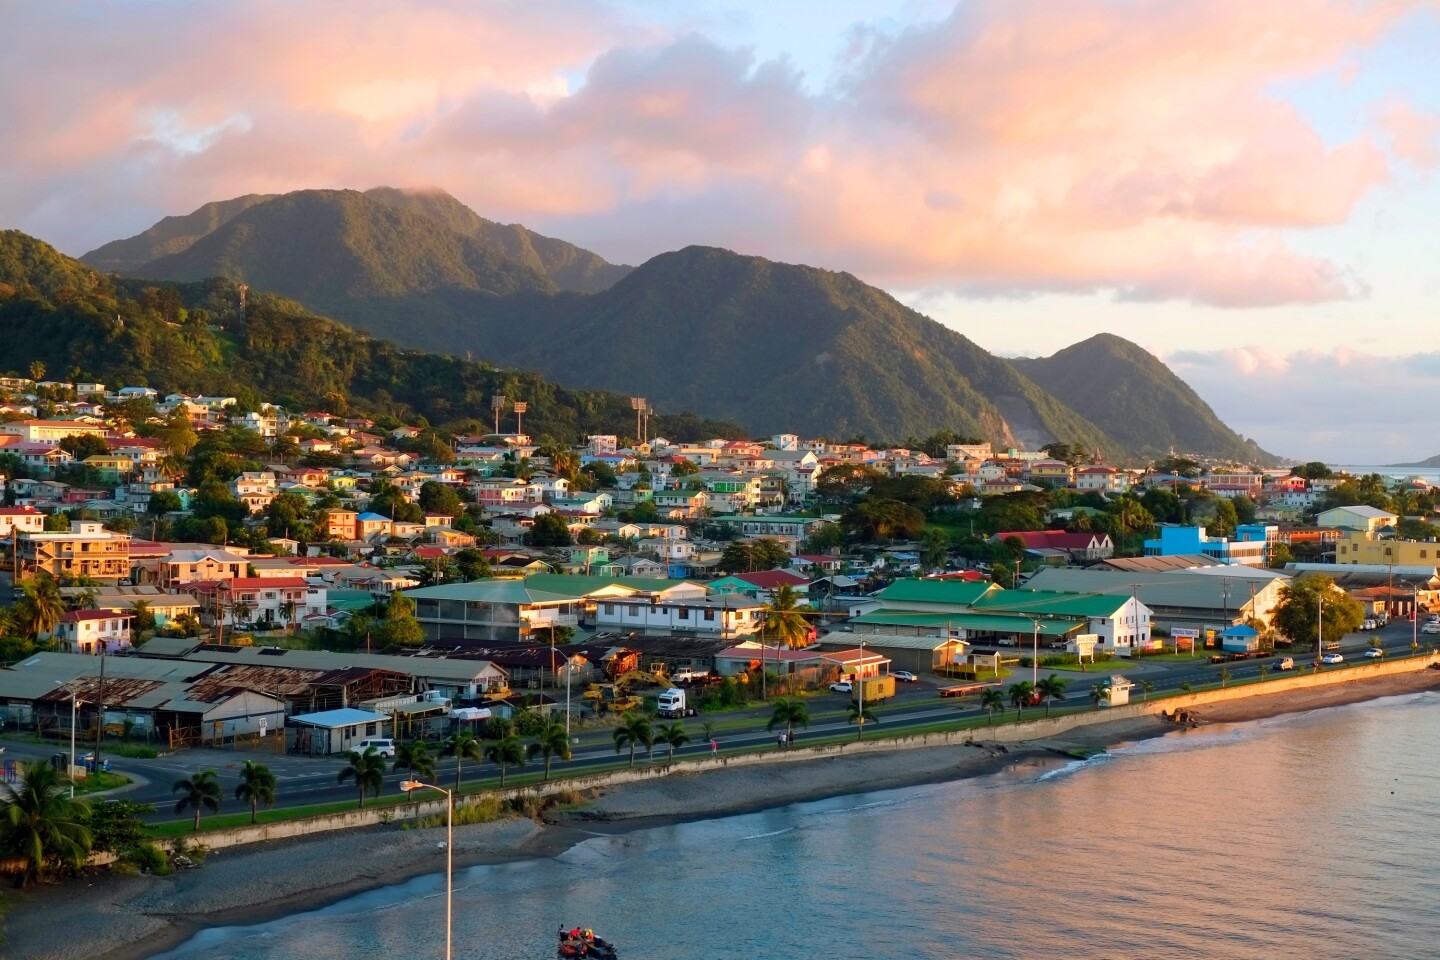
[0,230,743,444]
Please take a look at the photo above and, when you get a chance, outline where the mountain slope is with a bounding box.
[129,189,557,347]
[476,246,1126,452]
[82,194,279,272]
[0,230,742,442]
[1009,333,1274,463]
[363,187,631,293]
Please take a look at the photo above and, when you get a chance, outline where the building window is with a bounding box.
[603,603,615,616]
[704,610,715,622]
[678,607,689,620]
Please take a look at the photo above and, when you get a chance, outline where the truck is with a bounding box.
[851,675,896,704]
[655,687,697,719]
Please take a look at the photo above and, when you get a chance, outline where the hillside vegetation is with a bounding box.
[0,230,740,441]
[1009,334,1274,463]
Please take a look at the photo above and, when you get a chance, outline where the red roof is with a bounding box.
[735,569,810,589]
[0,506,43,516]
[995,530,1108,550]
[413,546,446,559]
[185,577,309,591]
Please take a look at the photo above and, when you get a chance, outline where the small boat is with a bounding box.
[557,926,618,959]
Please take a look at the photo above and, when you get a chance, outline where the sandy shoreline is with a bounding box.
[6,669,1438,960]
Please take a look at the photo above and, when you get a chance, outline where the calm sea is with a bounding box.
[1330,464,1440,482]
[150,693,1440,960]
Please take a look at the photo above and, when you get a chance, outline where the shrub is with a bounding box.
[123,841,172,876]
[109,743,159,759]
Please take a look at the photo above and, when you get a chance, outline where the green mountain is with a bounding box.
[116,189,558,350]
[0,229,742,442]
[363,187,631,293]
[1009,333,1274,463]
[473,246,1126,452]
[82,194,279,272]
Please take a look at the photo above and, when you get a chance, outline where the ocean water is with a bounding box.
[150,693,1440,960]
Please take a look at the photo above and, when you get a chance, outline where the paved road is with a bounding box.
[5,621,1432,822]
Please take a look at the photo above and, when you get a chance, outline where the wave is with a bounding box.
[740,827,796,841]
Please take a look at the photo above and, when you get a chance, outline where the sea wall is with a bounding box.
[166,653,1438,855]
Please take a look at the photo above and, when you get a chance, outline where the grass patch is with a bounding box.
[74,771,132,795]
[108,743,160,759]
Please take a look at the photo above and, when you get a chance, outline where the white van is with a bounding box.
[1275,657,1295,671]
[355,738,395,757]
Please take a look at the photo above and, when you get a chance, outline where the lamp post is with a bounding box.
[54,682,80,798]
[1025,616,1042,686]
[400,780,453,960]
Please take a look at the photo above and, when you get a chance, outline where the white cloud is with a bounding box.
[1165,347,1440,464]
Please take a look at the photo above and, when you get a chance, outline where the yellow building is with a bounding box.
[18,521,131,580]
[1335,533,1440,566]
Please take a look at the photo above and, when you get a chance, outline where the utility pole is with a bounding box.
[93,650,107,766]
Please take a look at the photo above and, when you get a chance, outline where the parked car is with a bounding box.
[1364,647,1385,658]
[829,681,853,693]
[1320,653,1345,665]
[893,670,919,683]
[1361,619,1377,631]
[1423,621,1440,635]
[355,738,396,757]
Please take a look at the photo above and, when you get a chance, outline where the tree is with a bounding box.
[394,740,438,794]
[527,721,572,781]
[1035,675,1069,717]
[843,498,926,541]
[847,701,879,740]
[612,712,654,768]
[761,585,812,651]
[1218,666,1233,689]
[59,433,110,462]
[718,541,757,574]
[381,590,424,647]
[454,548,492,581]
[980,688,1005,725]
[526,512,572,548]
[1272,574,1365,650]
[337,747,387,808]
[172,769,222,831]
[233,761,277,824]
[1138,678,1155,702]
[657,721,690,761]
[920,527,950,572]
[484,735,526,786]
[15,574,65,638]
[0,760,92,888]
[446,729,483,791]
[418,481,463,518]
[767,698,809,746]
[1007,681,1036,717]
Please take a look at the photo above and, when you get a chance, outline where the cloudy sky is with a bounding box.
[3,0,1438,463]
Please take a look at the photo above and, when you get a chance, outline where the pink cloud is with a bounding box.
[1379,102,1440,166]
[0,0,1428,308]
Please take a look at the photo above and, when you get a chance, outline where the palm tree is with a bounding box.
[0,761,92,889]
[657,721,690,761]
[528,721,572,781]
[172,769,222,831]
[920,528,950,572]
[767,697,809,747]
[484,735,526,786]
[1138,678,1155,701]
[233,760,277,824]
[445,729,483,791]
[1007,681,1035,718]
[1035,675,1069,717]
[847,702,879,740]
[1219,666,1232,689]
[394,741,438,804]
[761,585,812,650]
[279,598,298,629]
[980,688,1005,725]
[1090,682,1107,707]
[612,712,654,768]
[337,747,387,808]
[231,599,254,627]
[16,575,65,638]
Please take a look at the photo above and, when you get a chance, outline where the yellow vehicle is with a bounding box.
[583,683,644,715]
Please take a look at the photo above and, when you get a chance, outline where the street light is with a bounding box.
[400,780,453,960]
[54,681,81,798]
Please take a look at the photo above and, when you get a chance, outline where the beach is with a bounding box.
[6,669,1439,960]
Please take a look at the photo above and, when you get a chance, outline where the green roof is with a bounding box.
[971,589,1131,618]
[849,611,1085,636]
[874,579,998,606]
[327,590,379,612]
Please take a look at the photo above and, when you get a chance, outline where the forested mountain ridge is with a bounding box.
[0,229,741,442]
[1009,334,1275,463]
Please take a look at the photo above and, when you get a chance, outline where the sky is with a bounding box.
[2,0,1438,463]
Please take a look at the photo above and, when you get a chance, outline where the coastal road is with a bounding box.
[7,621,1431,822]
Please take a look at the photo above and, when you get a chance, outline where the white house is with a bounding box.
[49,610,133,654]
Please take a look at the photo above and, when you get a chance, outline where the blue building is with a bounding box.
[1143,524,1276,567]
